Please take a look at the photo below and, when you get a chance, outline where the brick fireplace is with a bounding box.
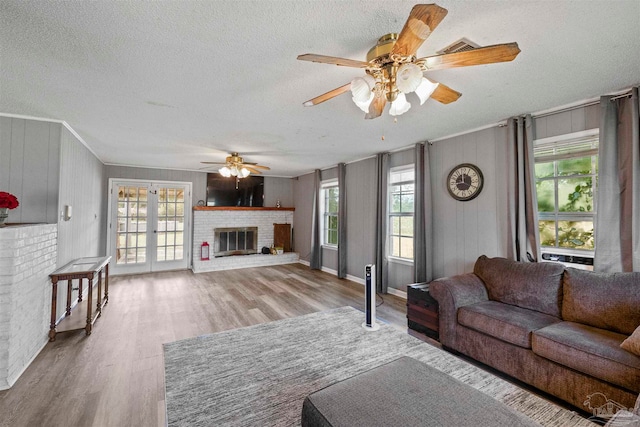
[192,207,298,273]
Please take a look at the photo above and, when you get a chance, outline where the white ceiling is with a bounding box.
[1,1,639,177]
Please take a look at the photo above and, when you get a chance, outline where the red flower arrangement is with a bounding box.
[0,192,19,209]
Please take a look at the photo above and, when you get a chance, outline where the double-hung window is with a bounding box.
[534,130,598,251]
[321,181,339,247]
[388,166,414,260]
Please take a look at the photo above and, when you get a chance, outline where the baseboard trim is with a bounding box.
[2,338,49,390]
[387,288,407,299]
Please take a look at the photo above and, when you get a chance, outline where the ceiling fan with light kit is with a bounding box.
[298,3,521,119]
[201,152,270,178]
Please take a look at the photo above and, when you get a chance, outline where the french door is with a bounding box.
[108,180,191,274]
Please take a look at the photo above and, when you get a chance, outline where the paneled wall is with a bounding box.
[345,157,377,279]
[0,117,61,224]
[534,104,599,138]
[430,126,510,279]
[56,127,106,319]
[104,165,207,206]
[57,127,106,266]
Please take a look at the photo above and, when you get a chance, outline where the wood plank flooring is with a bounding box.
[0,264,413,427]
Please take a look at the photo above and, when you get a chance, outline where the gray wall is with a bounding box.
[292,172,315,261]
[0,117,61,224]
[56,126,106,319]
[57,127,106,266]
[430,126,510,279]
[345,157,377,279]
[534,104,599,138]
[263,177,294,208]
[104,165,207,206]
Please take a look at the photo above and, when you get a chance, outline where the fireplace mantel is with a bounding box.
[193,206,294,211]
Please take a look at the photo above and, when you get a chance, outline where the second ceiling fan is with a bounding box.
[298,3,521,119]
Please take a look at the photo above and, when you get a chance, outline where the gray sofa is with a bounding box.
[429,255,640,413]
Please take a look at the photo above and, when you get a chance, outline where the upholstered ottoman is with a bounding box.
[301,356,541,427]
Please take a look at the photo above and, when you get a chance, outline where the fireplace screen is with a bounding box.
[214,227,258,257]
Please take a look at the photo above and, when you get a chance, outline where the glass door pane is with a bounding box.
[151,184,189,272]
[116,185,148,265]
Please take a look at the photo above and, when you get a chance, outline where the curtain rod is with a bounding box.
[532,88,633,119]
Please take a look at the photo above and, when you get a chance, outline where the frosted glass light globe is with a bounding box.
[389,93,411,116]
[415,77,439,105]
[350,75,376,102]
[396,63,423,94]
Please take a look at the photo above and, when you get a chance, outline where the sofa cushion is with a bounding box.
[621,325,640,357]
[473,255,564,317]
[458,301,562,349]
[562,268,640,335]
[532,322,640,392]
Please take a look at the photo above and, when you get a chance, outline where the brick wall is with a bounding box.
[0,224,57,390]
[192,210,298,273]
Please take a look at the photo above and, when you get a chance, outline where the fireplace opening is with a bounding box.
[214,227,258,257]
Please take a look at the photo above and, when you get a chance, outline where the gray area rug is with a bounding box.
[164,306,595,427]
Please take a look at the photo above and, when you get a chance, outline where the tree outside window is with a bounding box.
[322,183,339,246]
[389,166,414,260]
[534,131,598,251]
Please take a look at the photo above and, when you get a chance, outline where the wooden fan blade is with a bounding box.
[200,161,227,165]
[392,4,448,57]
[419,43,521,71]
[430,82,462,104]
[297,54,372,68]
[303,83,351,106]
[365,90,387,119]
[246,164,270,170]
[243,166,262,175]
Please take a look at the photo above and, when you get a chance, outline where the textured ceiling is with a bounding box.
[1,1,639,177]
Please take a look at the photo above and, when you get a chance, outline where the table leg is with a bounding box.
[66,279,73,316]
[97,270,102,317]
[78,276,83,302]
[104,263,109,304]
[49,278,58,342]
[85,273,94,336]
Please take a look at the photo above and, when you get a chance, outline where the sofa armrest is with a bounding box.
[429,273,489,349]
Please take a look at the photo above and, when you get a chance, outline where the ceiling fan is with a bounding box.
[201,152,270,178]
[297,3,521,119]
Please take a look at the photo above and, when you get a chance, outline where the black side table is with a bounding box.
[406,282,439,340]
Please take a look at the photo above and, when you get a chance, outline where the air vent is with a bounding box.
[437,38,480,55]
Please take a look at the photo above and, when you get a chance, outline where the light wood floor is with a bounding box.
[0,264,415,427]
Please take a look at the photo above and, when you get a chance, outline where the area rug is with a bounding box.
[163,306,595,427]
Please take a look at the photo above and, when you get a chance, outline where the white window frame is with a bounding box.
[388,165,415,263]
[320,179,339,248]
[533,129,598,255]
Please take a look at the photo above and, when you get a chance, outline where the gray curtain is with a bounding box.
[506,115,541,262]
[414,142,433,283]
[337,163,347,278]
[595,87,640,272]
[310,169,322,270]
[375,152,389,293]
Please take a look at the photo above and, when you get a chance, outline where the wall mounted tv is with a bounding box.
[206,173,264,207]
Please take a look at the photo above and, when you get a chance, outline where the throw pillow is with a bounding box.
[620,325,640,357]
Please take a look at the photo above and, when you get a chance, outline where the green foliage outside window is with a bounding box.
[535,148,597,250]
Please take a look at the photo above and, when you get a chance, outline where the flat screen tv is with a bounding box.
[206,173,264,207]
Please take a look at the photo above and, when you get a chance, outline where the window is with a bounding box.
[389,166,414,260]
[534,130,598,251]
[321,181,339,246]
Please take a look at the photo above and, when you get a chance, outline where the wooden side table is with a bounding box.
[48,256,111,342]
[406,282,439,340]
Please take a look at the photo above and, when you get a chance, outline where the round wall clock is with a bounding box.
[446,163,484,201]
